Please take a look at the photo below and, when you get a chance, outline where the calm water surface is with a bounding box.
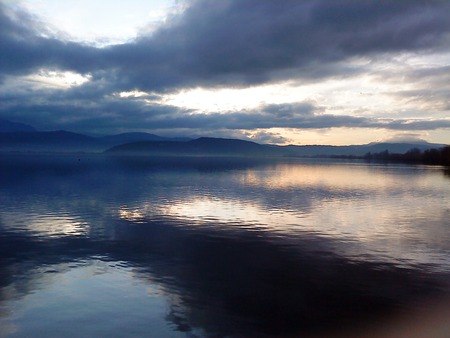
[0,154,449,337]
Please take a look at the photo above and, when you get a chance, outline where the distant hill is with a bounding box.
[0,130,100,152]
[279,142,445,157]
[0,120,36,133]
[0,119,446,156]
[0,121,190,153]
[98,132,190,147]
[106,137,276,157]
[107,137,446,158]
[0,131,191,153]
[363,142,444,154]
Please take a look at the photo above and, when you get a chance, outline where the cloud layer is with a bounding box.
[3,0,449,88]
[0,0,449,143]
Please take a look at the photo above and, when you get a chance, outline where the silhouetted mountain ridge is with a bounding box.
[98,132,190,146]
[106,137,446,158]
[0,130,99,152]
[0,119,36,133]
[106,137,273,156]
[0,120,191,152]
[0,119,446,156]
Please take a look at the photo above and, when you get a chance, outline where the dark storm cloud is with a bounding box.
[103,0,450,90]
[1,0,450,91]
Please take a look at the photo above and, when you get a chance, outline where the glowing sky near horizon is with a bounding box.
[1,0,449,145]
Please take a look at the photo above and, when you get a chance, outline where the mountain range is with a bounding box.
[0,120,189,153]
[0,119,446,157]
[107,138,444,158]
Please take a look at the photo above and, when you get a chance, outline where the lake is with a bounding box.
[0,154,449,337]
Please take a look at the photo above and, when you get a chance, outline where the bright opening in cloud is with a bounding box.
[118,91,149,98]
[17,0,182,45]
[25,70,92,89]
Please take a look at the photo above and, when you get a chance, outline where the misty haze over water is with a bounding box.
[0,154,449,337]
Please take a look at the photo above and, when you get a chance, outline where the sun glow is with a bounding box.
[163,81,335,113]
[163,71,403,116]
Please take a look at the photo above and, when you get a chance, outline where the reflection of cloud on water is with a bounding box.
[118,207,146,223]
[0,215,448,336]
[1,211,89,238]
[0,259,184,337]
[116,188,449,272]
[242,162,448,195]
[1,155,449,336]
[1,155,448,272]
[166,197,282,225]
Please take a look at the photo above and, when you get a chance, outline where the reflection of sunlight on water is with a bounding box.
[1,211,88,238]
[242,163,442,192]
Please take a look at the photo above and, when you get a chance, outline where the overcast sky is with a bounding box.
[1,0,449,145]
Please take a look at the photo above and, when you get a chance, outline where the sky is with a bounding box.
[1,0,450,145]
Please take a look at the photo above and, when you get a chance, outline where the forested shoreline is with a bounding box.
[364,146,450,166]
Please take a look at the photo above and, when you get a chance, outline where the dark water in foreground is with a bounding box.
[0,154,449,337]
